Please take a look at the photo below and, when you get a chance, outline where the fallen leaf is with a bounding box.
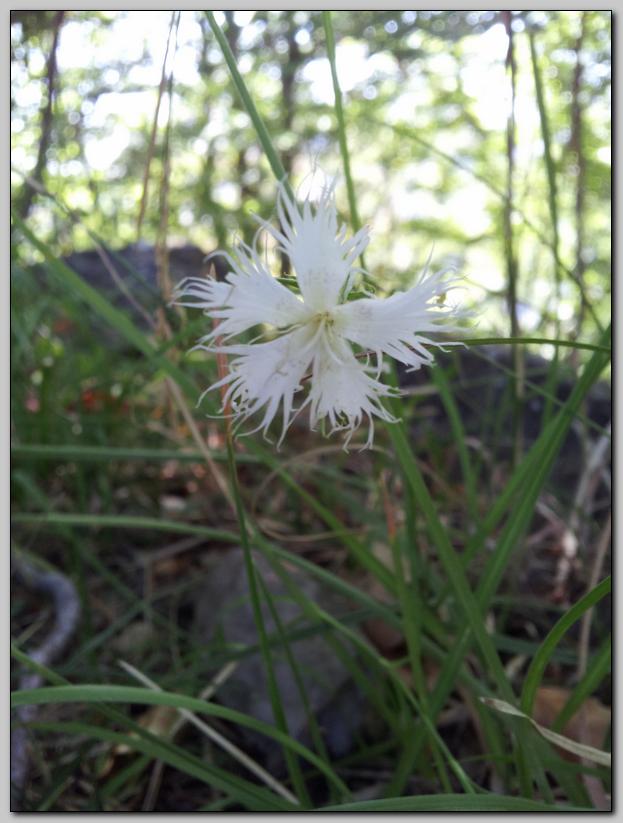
[532,685,611,755]
[98,705,179,776]
[481,695,611,768]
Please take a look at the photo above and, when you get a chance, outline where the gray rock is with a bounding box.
[400,345,611,499]
[193,548,365,772]
[62,243,228,326]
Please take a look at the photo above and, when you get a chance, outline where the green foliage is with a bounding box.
[11,10,610,813]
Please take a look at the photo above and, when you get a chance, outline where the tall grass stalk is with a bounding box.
[205,11,291,198]
[322,12,365,267]
[529,28,564,430]
[223,434,309,805]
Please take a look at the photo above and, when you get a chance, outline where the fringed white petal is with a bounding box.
[206,327,315,444]
[172,276,232,312]
[334,266,464,372]
[258,182,370,313]
[173,245,310,343]
[308,336,398,450]
[176,181,464,449]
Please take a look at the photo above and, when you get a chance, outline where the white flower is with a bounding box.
[174,181,462,448]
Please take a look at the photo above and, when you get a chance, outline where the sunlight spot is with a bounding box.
[302,39,369,104]
[596,146,611,165]
[84,130,130,171]
[233,11,255,26]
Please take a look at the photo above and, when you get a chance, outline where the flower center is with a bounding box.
[298,309,339,355]
[312,310,334,329]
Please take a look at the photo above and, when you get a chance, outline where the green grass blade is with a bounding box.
[12,511,240,541]
[553,636,611,734]
[322,12,363,240]
[253,442,397,592]
[387,421,513,700]
[431,336,609,674]
[387,527,453,794]
[11,211,198,399]
[258,539,476,794]
[464,336,610,354]
[432,365,478,521]
[10,644,294,810]
[521,577,611,716]
[528,30,560,281]
[205,12,290,194]
[372,116,604,332]
[475,330,610,612]
[321,793,590,812]
[28,721,294,812]
[11,443,258,464]
[223,436,311,806]
[391,331,610,790]
[529,27,563,426]
[482,697,610,768]
[255,572,336,799]
[10,683,348,797]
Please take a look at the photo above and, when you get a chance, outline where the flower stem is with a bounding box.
[223,434,308,806]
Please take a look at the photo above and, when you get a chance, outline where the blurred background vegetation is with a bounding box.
[11,10,611,337]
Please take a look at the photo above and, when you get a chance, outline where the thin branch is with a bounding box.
[136,12,179,240]
[118,660,299,806]
[502,11,524,465]
[570,13,588,339]
[14,11,65,220]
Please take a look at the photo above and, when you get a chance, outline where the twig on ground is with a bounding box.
[118,660,299,807]
[576,513,611,680]
[11,551,81,809]
[570,422,611,548]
